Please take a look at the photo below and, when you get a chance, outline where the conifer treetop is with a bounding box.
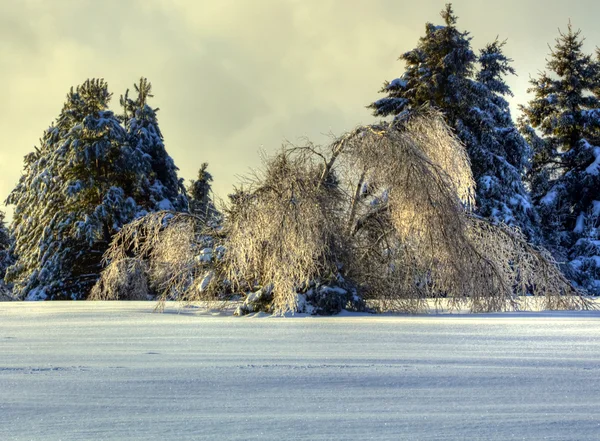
[440,3,457,27]
[520,23,600,293]
[369,4,540,241]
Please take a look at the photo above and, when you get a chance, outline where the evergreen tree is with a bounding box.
[6,79,185,300]
[7,80,134,299]
[520,24,600,292]
[5,127,61,298]
[187,163,219,221]
[473,40,540,240]
[0,211,10,283]
[369,4,539,240]
[370,4,475,124]
[0,212,9,252]
[120,78,187,213]
[477,40,526,169]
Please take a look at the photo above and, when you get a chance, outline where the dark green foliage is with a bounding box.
[187,162,219,222]
[0,212,9,253]
[7,80,134,299]
[520,24,600,293]
[6,79,186,300]
[370,4,476,124]
[121,78,188,213]
[0,211,10,283]
[369,4,540,240]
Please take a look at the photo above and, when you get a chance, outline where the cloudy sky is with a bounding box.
[2,0,600,220]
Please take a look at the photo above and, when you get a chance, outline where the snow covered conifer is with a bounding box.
[369,4,475,124]
[120,78,187,213]
[0,211,10,281]
[0,211,9,254]
[473,40,541,240]
[188,163,219,221]
[5,125,60,298]
[0,211,12,299]
[520,24,600,292]
[7,79,146,299]
[369,4,539,240]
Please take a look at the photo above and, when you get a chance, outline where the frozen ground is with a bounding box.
[1,302,600,441]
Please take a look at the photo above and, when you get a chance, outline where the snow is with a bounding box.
[575,211,586,234]
[387,78,407,89]
[1,301,600,440]
[479,175,493,190]
[156,198,174,211]
[295,293,315,315]
[196,271,214,292]
[196,248,213,263]
[585,147,600,175]
[593,200,600,217]
[540,189,558,206]
[319,285,347,296]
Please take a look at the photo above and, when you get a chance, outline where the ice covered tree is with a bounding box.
[120,78,187,213]
[93,111,588,314]
[187,163,219,222]
[520,24,600,293]
[369,4,539,240]
[7,79,153,300]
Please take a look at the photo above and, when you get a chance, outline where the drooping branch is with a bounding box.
[93,110,590,314]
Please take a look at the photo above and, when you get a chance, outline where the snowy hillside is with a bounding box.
[1,302,600,440]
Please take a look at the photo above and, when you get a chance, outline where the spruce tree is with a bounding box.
[473,40,540,240]
[369,4,539,240]
[370,4,475,124]
[0,211,10,283]
[520,24,600,292]
[6,79,187,300]
[120,78,187,213]
[188,163,219,221]
[0,212,9,252]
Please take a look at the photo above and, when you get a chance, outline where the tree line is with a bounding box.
[370,4,600,296]
[0,4,598,312]
[0,79,215,300]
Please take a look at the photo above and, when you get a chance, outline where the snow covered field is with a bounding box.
[1,302,600,441]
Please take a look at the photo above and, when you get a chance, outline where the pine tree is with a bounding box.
[120,78,187,213]
[6,79,176,300]
[369,4,539,240]
[520,24,600,293]
[188,163,219,222]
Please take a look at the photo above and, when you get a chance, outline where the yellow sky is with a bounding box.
[2,0,600,220]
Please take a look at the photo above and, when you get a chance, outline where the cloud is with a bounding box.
[3,0,600,221]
